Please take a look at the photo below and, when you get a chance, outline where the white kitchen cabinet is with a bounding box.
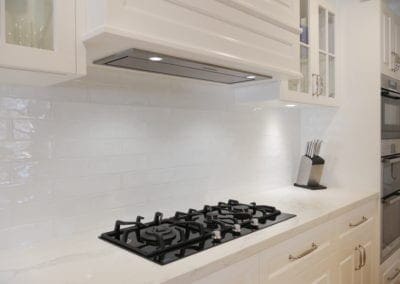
[335,201,377,284]
[84,0,301,81]
[281,0,338,106]
[259,218,335,284]
[192,255,259,284]
[0,0,85,86]
[382,1,400,79]
[191,198,378,284]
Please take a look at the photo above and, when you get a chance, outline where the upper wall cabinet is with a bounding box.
[281,0,338,106]
[382,1,400,80]
[235,0,338,107]
[83,0,302,81]
[0,0,85,86]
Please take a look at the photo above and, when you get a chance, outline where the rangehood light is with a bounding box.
[149,56,163,61]
[285,104,296,108]
[246,75,256,79]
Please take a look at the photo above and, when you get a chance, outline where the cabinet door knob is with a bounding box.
[288,242,318,261]
[349,216,368,228]
[387,268,400,281]
[355,246,362,271]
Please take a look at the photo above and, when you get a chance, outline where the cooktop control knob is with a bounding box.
[233,224,241,234]
[251,218,259,228]
[212,230,222,241]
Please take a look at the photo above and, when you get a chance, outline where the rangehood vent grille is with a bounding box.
[94,48,272,84]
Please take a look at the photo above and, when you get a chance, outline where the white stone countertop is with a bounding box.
[0,186,379,284]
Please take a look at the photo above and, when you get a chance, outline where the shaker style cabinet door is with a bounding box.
[0,0,76,74]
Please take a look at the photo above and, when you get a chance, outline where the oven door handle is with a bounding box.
[382,89,400,99]
[382,156,400,164]
[383,193,400,205]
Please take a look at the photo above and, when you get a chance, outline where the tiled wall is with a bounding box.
[0,68,300,250]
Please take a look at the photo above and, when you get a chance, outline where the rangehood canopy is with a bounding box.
[94,48,271,84]
[83,0,301,84]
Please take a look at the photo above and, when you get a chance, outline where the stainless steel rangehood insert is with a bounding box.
[94,49,272,84]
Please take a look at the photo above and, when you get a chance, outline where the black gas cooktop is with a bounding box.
[99,199,296,265]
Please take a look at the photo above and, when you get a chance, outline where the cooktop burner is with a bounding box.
[99,199,296,265]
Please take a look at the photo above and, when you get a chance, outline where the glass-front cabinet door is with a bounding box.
[0,0,76,74]
[285,0,337,106]
[288,0,312,96]
[315,2,336,99]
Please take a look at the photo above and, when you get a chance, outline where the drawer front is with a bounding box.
[334,200,376,244]
[259,219,335,283]
[383,261,400,284]
[192,255,259,284]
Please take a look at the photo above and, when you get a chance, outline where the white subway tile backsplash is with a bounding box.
[0,97,51,119]
[0,70,300,250]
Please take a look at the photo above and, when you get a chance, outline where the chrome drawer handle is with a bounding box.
[289,242,318,261]
[388,268,400,281]
[349,216,368,228]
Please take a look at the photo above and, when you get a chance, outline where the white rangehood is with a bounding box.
[83,0,302,83]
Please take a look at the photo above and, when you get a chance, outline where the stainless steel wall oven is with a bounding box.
[381,75,400,262]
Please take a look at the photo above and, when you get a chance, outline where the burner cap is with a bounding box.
[140,224,177,244]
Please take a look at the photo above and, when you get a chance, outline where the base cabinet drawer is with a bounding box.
[382,260,400,284]
[192,255,259,284]
[259,219,335,283]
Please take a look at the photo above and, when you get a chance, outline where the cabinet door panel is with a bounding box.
[359,240,373,284]
[0,0,76,74]
[338,253,357,284]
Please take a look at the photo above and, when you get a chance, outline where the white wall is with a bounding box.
[0,67,301,250]
[301,0,381,190]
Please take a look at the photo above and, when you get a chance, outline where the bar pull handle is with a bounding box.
[289,242,318,261]
[387,268,400,281]
[359,245,366,267]
[349,216,368,228]
[355,246,362,271]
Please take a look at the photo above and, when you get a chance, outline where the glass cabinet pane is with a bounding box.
[288,45,309,93]
[5,0,54,50]
[319,7,326,51]
[329,56,335,98]
[328,12,335,54]
[300,0,309,44]
[300,46,310,93]
[319,52,327,96]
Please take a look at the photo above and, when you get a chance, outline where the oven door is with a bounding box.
[382,190,400,262]
[382,89,400,139]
